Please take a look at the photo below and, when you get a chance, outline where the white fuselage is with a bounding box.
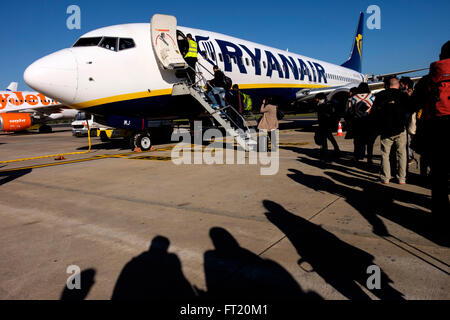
[24,23,365,119]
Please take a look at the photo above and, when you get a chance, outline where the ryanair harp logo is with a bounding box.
[356,34,363,58]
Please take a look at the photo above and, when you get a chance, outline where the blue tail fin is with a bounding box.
[341,12,364,73]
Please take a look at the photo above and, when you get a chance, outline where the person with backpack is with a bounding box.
[372,77,413,184]
[229,84,252,114]
[421,41,450,220]
[315,93,341,161]
[206,65,231,109]
[348,83,376,164]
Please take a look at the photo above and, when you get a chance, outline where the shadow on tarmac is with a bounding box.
[0,169,32,186]
[263,200,405,300]
[286,155,449,247]
[61,230,323,301]
[110,236,196,300]
[60,269,96,301]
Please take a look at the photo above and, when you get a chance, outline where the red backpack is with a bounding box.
[429,59,450,117]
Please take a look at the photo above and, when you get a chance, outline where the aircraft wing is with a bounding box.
[296,75,424,102]
[367,68,429,82]
[4,103,67,117]
[367,76,423,93]
[296,84,356,102]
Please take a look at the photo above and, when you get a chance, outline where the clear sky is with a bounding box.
[1,0,448,90]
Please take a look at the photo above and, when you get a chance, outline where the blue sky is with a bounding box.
[1,0,448,90]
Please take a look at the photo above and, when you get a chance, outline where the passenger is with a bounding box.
[184,34,198,84]
[207,65,228,109]
[348,83,376,164]
[228,84,245,129]
[343,87,359,140]
[410,75,432,179]
[229,84,244,114]
[257,97,279,151]
[421,41,450,220]
[400,77,417,166]
[371,76,412,184]
[315,93,341,161]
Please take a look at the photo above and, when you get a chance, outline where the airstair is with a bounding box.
[172,76,257,151]
[151,14,257,151]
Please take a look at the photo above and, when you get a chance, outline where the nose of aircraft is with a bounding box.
[24,49,78,105]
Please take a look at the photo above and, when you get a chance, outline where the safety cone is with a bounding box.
[55,155,66,161]
[337,121,344,137]
[133,147,142,153]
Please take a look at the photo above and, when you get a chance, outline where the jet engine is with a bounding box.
[0,113,33,132]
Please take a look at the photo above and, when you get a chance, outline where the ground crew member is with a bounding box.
[184,34,198,84]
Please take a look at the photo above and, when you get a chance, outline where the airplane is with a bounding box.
[0,82,78,133]
[22,12,424,150]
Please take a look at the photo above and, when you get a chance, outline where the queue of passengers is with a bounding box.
[315,40,449,221]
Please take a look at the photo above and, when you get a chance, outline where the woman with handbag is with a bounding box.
[258,97,279,151]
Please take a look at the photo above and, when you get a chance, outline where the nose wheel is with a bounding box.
[131,131,152,151]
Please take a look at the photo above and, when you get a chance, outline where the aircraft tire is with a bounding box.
[100,131,110,142]
[134,132,152,151]
[39,125,53,134]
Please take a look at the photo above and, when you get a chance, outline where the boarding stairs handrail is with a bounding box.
[173,66,257,151]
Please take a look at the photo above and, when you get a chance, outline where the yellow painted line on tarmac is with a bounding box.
[130,155,173,161]
[0,150,156,174]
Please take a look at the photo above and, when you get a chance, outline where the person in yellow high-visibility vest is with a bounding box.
[184,34,198,84]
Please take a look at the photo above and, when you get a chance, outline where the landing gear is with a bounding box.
[39,124,52,133]
[100,131,110,142]
[131,131,152,151]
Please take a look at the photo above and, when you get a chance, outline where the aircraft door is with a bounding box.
[150,14,187,70]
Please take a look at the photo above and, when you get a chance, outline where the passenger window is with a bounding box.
[251,59,254,67]
[211,52,216,61]
[73,37,103,47]
[99,37,118,52]
[219,53,223,62]
[232,56,237,64]
[263,61,267,69]
[226,55,231,63]
[119,38,135,51]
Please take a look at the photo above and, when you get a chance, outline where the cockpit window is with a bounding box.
[73,37,103,47]
[73,36,135,52]
[119,38,136,51]
[99,37,118,51]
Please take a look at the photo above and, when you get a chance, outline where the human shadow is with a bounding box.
[60,269,96,301]
[288,168,448,247]
[111,236,196,300]
[0,169,32,186]
[288,168,389,237]
[325,171,447,247]
[203,227,322,301]
[263,200,405,301]
[283,146,381,173]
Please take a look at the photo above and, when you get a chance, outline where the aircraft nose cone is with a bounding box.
[24,49,78,105]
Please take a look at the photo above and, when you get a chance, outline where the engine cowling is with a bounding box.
[0,113,33,132]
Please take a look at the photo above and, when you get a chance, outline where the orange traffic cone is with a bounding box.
[55,155,66,161]
[337,121,344,137]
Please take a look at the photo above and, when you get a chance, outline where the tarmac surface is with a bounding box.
[0,119,449,300]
